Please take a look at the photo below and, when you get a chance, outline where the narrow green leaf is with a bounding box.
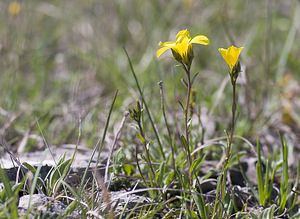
[123,164,135,176]
[22,162,37,174]
[180,135,189,151]
[192,191,208,219]
[164,171,174,185]
[136,133,145,144]
[190,155,205,175]
[156,162,165,186]
[49,156,72,192]
[263,159,270,202]
[279,134,289,211]
[259,204,276,219]
[0,166,18,218]
[256,138,265,206]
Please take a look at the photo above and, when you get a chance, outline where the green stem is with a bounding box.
[159,81,176,174]
[221,80,236,192]
[137,120,167,200]
[137,121,156,182]
[228,82,236,157]
[80,90,118,190]
[214,80,238,219]
[182,63,192,168]
[124,48,166,160]
[181,62,194,190]
[135,145,147,186]
[222,81,237,200]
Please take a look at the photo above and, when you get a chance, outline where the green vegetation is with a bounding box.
[0,0,300,218]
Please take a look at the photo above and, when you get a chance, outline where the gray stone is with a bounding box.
[18,194,79,218]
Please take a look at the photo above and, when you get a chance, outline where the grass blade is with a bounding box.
[279,134,289,211]
[0,166,18,218]
[256,138,265,206]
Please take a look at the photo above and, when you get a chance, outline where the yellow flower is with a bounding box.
[157,29,209,66]
[218,46,243,71]
[8,1,21,16]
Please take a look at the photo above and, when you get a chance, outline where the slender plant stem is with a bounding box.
[223,80,237,170]
[222,82,237,201]
[159,81,176,173]
[213,81,237,218]
[137,121,156,183]
[228,82,236,157]
[180,62,194,192]
[104,112,128,184]
[181,63,192,168]
[80,90,118,190]
[135,145,147,186]
[124,48,166,160]
[137,120,167,199]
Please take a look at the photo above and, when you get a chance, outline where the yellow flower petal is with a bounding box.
[173,41,190,58]
[218,46,243,70]
[228,46,243,64]
[157,29,209,66]
[176,29,190,42]
[156,42,175,58]
[218,48,232,69]
[190,35,209,45]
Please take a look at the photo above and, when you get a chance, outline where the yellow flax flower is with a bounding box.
[8,1,21,16]
[218,46,243,72]
[157,29,209,66]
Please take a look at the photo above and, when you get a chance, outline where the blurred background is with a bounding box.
[0,0,299,155]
